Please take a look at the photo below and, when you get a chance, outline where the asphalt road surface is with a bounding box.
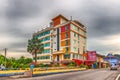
[4,68,120,80]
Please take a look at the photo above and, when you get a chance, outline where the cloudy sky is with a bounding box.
[0,0,120,58]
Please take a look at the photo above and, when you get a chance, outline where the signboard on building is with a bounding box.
[87,51,97,61]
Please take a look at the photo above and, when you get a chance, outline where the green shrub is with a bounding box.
[68,61,76,67]
[39,63,49,67]
[54,63,60,67]
[80,64,86,68]
[85,65,89,69]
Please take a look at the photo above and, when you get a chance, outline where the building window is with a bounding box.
[43,49,50,53]
[36,30,50,38]
[66,40,68,46]
[72,25,77,31]
[38,56,50,60]
[79,55,82,59]
[41,36,50,42]
[76,54,78,59]
[73,54,75,59]
[73,54,78,59]
[66,47,69,53]
[74,33,76,37]
[44,43,50,47]
[66,33,68,38]
[64,54,70,59]
[65,25,69,30]
[74,47,76,52]
[74,40,76,44]
[78,36,80,40]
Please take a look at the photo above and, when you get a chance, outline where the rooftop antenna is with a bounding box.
[70,16,72,21]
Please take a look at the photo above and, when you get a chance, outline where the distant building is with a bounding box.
[96,54,106,68]
[32,14,87,64]
[104,54,119,67]
[73,51,97,67]
[84,51,97,67]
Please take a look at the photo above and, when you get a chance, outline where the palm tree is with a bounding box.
[27,37,44,63]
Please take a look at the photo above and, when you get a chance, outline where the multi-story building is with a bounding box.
[33,14,87,64]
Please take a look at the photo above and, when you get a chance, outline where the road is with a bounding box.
[4,69,120,80]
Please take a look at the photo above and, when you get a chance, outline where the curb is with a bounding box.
[0,72,24,77]
[33,69,86,77]
[115,74,120,80]
[0,69,86,77]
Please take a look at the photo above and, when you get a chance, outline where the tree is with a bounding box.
[114,54,120,58]
[17,56,25,64]
[0,55,32,68]
[27,37,44,63]
[0,55,5,65]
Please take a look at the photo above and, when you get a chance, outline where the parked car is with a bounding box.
[0,64,6,70]
[110,63,119,70]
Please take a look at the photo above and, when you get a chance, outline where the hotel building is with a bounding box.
[32,14,87,64]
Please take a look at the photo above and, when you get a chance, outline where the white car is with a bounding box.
[0,65,6,70]
[110,64,119,70]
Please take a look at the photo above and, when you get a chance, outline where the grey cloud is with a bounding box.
[0,0,120,55]
[5,0,55,38]
[71,1,120,40]
[7,0,42,19]
[6,0,42,33]
[88,16,120,38]
[88,42,120,54]
[6,0,56,20]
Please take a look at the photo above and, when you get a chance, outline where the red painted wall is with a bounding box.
[61,24,70,32]
[87,51,97,61]
[53,16,61,26]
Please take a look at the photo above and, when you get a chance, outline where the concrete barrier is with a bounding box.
[23,70,33,77]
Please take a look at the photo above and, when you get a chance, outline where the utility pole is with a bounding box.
[4,48,7,68]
